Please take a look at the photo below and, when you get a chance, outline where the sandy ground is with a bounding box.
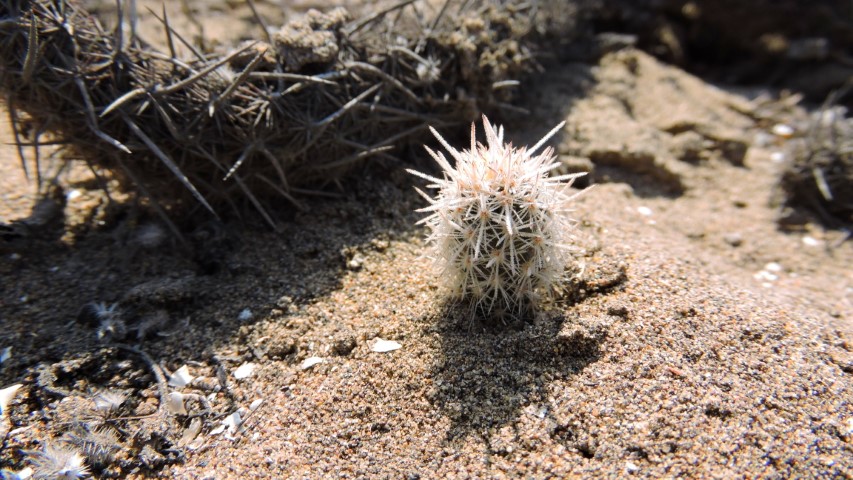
[1,3,852,479]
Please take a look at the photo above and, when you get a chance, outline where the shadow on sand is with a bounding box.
[429,295,609,449]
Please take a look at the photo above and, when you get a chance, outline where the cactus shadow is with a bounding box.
[429,299,605,446]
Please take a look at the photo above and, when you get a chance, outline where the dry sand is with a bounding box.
[0,5,851,479]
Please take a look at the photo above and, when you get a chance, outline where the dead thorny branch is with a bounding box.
[1,0,573,228]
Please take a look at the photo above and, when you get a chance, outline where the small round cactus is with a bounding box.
[408,115,587,321]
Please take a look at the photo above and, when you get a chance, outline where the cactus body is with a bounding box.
[408,115,586,320]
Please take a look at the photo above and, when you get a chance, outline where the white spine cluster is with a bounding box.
[408,115,586,320]
[30,444,89,480]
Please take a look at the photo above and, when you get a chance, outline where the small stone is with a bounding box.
[637,206,653,217]
[723,232,743,247]
[331,333,357,356]
[772,124,795,137]
[238,309,253,322]
[802,236,822,247]
[347,252,366,271]
[625,461,639,474]
[233,362,256,379]
[764,262,783,273]
[754,270,778,282]
[370,237,390,252]
[275,295,293,313]
[669,131,705,163]
[265,336,296,359]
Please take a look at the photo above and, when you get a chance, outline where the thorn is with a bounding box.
[22,6,39,83]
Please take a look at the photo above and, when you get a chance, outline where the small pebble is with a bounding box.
[625,461,639,474]
[331,334,357,356]
[765,262,783,273]
[754,270,778,282]
[772,124,794,137]
[234,362,256,379]
[637,206,653,216]
[238,308,253,322]
[802,236,821,247]
[347,252,366,271]
[724,233,743,247]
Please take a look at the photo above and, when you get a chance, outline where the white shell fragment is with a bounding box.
[179,418,203,449]
[0,384,23,416]
[166,392,188,415]
[234,362,256,379]
[770,151,786,163]
[238,308,253,322]
[168,365,194,388]
[637,206,653,216]
[249,398,264,412]
[802,236,822,247]
[301,357,324,370]
[214,411,243,439]
[771,123,794,137]
[370,338,402,353]
[0,347,10,364]
[0,466,33,480]
[765,262,783,273]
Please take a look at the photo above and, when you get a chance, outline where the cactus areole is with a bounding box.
[408,115,587,321]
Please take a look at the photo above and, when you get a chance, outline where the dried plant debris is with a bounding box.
[91,390,127,418]
[780,104,853,229]
[62,424,122,468]
[11,347,233,476]
[28,443,90,480]
[0,0,585,228]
